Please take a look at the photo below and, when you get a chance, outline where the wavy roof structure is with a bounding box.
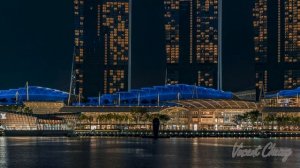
[265,87,300,98]
[85,84,233,106]
[0,86,68,105]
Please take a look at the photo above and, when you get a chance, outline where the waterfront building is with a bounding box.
[163,0,222,90]
[253,0,300,99]
[60,84,257,131]
[261,87,300,130]
[262,87,300,113]
[0,111,78,131]
[73,0,131,97]
[0,84,259,131]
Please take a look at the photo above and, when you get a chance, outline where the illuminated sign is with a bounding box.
[0,113,6,120]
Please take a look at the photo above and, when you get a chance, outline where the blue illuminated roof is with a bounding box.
[265,87,300,98]
[0,86,68,105]
[85,84,233,106]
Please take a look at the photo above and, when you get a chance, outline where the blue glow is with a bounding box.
[83,84,233,106]
[0,86,68,105]
[265,87,300,98]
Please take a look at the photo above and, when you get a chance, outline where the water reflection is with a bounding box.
[1,137,300,168]
[0,137,7,168]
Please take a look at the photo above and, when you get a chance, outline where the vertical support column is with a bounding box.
[128,0,132,91]
[218,0,223,90]
[213,110,216,130]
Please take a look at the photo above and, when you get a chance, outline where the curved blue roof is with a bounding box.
[0,86,68,105]
[84,84,233,106]
[265,87,300,98]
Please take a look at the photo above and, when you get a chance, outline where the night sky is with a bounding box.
[0,0,254,92]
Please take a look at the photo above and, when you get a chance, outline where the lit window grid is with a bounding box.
[197,71,214,87]
[74,0,85,95]
[195,0,219,64]
[102,2,129,66]
[164,0,180,64]
[104,69,126,94]
[284,0,300,63]
[284,70,300,89]
[255,70,268,92]
[253,0,268,63]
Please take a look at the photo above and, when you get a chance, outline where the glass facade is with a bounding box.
[253,0,300,95]
[74,0,85,96]
[102,1,129,94]
[253,0,268,63]
[284,0,300,63]
[73,0,130,97]
[163,0,220,88]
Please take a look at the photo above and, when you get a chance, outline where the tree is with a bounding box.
[130,108,148,124]
[292,117,300,131]
[247,111,261,130]
[264,114,276,130]
[88,116,93,130]
[158,114,170,123]
[78,114,88,130]
[233,114,245,126]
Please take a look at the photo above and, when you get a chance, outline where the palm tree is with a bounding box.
[248,111,261,130]
[158,114,170,130]
[233,114,245,127]
[264,114,276,130]
[293,117,300,131]
[88,116,93,130]
[97,115,106,129]
[130,108,148,129]
[78,114,88,130]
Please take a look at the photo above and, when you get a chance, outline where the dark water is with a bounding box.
[0,137,299,168]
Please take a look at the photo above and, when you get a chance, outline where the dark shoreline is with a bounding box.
[2,130,300,138]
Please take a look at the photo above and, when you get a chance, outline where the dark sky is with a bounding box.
[0,0,254,92]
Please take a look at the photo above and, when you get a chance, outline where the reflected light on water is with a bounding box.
[0,137,7,168]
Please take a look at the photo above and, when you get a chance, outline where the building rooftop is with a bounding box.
[0,86,68,105]
[265,87,300,99]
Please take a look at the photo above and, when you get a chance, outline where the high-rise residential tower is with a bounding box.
[72,0,130,97]
[163,0,222,90]
[253,0,300,98]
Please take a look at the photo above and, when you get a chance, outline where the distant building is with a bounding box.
[163,0,222,89]
[73,0,131,97]
[253,0,300,99]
